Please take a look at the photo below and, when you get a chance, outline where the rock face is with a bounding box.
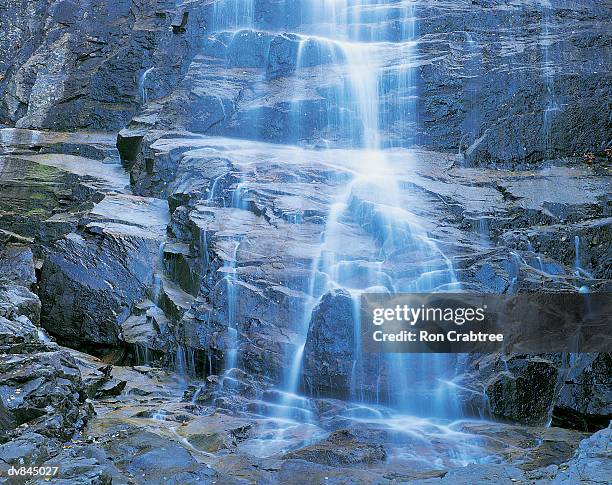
[553,353,612,432]
[0,0,611,481]
[0,232,90,448]
[0,0,184,130]
[3,1,609,163]
[39,194,170,347]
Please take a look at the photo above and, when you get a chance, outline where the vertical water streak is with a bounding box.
[541,1,558,158]
[213,0,254,30]
[223,182,248,373]
[139,67,154,103]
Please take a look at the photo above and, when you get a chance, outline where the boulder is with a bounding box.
[0,243,36,286]
[0,281,41,324]
[303,289,356,399]
[0,293,89,443]
[484,357,560,425]
[0,347,87,440]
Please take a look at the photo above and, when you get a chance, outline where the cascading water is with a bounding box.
[223,239,240,372]
[277,0,463,419]
[222,183,249,373]
[212,0,254,30]
[194,1,490,462]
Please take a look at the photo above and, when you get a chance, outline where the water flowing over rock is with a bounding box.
[0,0,611,482]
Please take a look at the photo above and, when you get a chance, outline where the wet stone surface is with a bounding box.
[1,0,611,480]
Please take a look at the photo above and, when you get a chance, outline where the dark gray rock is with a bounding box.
[303,289,356,399]
[0,314,38,349]
[282,429,386,467]
[39,194,169,347]
[0,347,86,440]
[553,354,612,432]
[0,0,184,131]
[0,281,41,325]
[485,356,560,425]
[0,242,36,286]
[0,287,89,444]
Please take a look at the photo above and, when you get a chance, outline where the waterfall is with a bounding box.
[275,0,463,418]
[213,0,254,30]
[195,0,468,421]
[461,31,483,155]
[224,239,240,372]
[574,235,592,278]
[174,344,196,386]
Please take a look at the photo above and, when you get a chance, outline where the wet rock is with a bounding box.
[0,431,58,473]
[0,150,81,242]
[303,289,356,399]
[553,354,612,432]
[120,300,169,354]
[80,364,113,399]
[38,449,118,485]
[0,343,88,441]
[411,463,526,484]
[277,458,390,485]
[484,356,560,425]
[0,314,38,348]
[548,424,612,484]
[501,217,612,279]
[95,379,127,398]
[0,0,182,130]
[266,33,301,79]
[39,194,169,347]
[176,414,252,452]
[283,429,386,466]
[101,427,217,484]
[0,281,41,325]
[0,242,36,286]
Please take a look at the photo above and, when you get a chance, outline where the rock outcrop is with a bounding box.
[553,353,612,432]
[0,0,186,131]
[0,229,91,469]
[39,193,169,347]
